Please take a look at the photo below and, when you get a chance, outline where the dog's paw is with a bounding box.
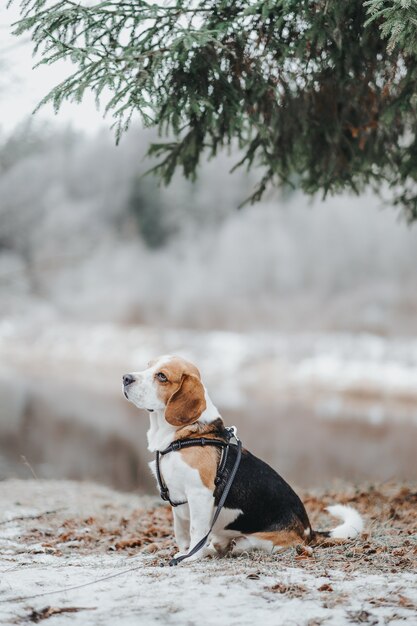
[180,552,204,563]
[171,548,210,563]
[172,551,187,560]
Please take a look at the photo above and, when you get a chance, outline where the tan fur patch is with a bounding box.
[154,357,205,426]
[252,530,305,547]
[176,421,222,439]
[176,419,224,490]
[154,357,198,406]
[179,446,219,491]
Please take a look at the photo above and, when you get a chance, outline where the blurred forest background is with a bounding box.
[1,3,417,495]
[2,120,417,493]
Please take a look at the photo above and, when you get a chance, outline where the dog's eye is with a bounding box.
[156,372,168,383]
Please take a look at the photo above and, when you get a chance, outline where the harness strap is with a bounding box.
[215,442,230,484]
[160,437,228,455]
[156,437,229,507]
[155,450,187,507]
[169,438,242,566]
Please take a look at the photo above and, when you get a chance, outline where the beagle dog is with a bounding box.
[123,355,363,562]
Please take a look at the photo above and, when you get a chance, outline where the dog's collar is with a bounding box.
[160,436,228,456]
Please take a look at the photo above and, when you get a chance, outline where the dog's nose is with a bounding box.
[123,374,135,386]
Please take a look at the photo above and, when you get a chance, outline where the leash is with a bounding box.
[155,427,242,566]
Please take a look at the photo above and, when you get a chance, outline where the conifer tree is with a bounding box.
[9,0,417,217]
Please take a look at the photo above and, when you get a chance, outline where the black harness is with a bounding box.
[155,426,242,566]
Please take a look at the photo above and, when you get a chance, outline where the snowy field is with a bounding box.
[0,480,416,626]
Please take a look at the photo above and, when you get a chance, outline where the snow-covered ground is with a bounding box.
[1,480,416,626]
[3,555,416,626]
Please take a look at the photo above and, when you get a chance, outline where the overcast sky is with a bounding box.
[0,4,106,136]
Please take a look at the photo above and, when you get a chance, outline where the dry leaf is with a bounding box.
[27,606,95,623]
[318,583,333,592]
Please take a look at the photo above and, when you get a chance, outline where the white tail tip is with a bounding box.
[327,504,364,539]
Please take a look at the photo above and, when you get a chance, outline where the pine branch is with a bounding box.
[6,0,417,217]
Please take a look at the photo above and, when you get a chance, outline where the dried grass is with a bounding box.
[22,483,417,575]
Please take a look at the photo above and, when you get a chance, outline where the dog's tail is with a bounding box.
[311,504,363,544]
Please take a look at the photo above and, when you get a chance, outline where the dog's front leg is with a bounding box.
[183,490,215,562]
[173,505,190,555]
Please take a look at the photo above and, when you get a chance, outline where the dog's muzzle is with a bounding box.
[123,374,135,386]
[122,374,135,398]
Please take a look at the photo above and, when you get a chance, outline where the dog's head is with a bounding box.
[122,355,206,427]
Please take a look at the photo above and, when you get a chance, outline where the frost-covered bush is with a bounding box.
[1,122,417,332]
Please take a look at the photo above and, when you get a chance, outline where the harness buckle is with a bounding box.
[171,440,182,451]
[160,488,170,501]
[226,425,239,443]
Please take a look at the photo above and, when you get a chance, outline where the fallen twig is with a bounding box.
[20,456,38,480]
[0,509,67,527]
[25,605,96,623]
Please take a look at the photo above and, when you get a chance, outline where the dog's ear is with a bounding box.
[165,374,206,427]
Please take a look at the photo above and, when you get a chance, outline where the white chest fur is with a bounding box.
[147,413,177,452]
[149,452,208,503]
